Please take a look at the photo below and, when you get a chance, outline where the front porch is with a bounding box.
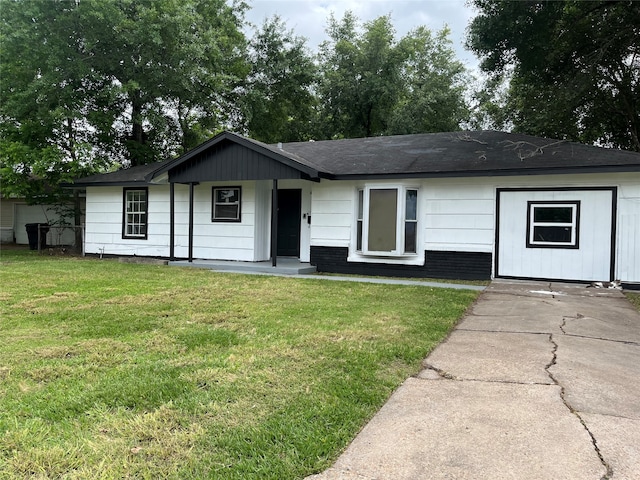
[169,257,317,275]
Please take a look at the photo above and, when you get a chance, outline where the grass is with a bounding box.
[0,249,478,479]
[625,291,640,311]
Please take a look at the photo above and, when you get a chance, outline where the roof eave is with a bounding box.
[329,164,640,180]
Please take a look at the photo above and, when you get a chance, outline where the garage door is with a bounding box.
[496,187,616,282]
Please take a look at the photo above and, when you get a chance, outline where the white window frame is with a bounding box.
[122,188,148,239]
[527,201,580,249]
[355,185,419,257]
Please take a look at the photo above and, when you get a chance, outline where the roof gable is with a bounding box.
[161,133,320,183]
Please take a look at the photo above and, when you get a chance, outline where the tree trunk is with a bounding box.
[129,90,146,166]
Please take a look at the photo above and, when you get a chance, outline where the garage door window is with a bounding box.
[527,201,580,248]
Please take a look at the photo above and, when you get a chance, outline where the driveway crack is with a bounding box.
[546,332,613,479]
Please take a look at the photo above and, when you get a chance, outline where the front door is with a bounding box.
[277,189,301,257]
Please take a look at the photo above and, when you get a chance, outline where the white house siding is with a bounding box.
[85,182,259,260]
[309,180,353,247]
[253,180,271,262]
[85,186,170,257]
[617,176,640,283]
[310,178,497,258]
[308,173,639,283]
[179,182,257,261]
[493,172,640,283]
[422,178,496,254]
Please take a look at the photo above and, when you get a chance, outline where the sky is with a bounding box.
[243,0,480,70]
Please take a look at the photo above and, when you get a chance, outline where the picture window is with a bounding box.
[356,186,418,256]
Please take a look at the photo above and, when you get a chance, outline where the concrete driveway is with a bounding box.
[308,279,640,480]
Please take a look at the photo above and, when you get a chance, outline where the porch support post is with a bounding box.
[169,182,175,261]
[271,179,278,267]
[188,182,195,263]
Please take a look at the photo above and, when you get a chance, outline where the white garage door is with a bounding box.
[497,188,616,282]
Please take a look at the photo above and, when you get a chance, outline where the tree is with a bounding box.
[316,12,470,139]
[1,0,248,172]
[242,16,318,143]
[316,13,402,138]
[467,0,640,151]
[389,26,469,134]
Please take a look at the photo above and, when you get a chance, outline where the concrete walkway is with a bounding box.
[307,279,640,480]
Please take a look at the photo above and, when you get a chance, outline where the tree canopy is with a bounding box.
[1,3,473,211]
[242,16,317,143]
[467,0,640,151]
[316,13,469,139]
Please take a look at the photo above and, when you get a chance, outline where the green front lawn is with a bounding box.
[0,250,478,479]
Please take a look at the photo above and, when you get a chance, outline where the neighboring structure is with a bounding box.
[71,131,640,286]
[0,196,82,247]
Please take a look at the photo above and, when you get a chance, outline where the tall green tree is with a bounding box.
[316,12,469,139]
[242,16,317,143]
[316,13,402,138]
[389,26,469,134]
[1,0,248,179]
[467,0,640,151]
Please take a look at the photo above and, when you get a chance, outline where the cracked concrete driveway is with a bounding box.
[307,279,640,480]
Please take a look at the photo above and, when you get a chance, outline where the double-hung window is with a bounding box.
[356,186,418,256]
[212,186,241,222]
[122,188,148,239]
[527,201,580,248]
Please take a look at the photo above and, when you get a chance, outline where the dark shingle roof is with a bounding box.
[72,131,640,186]
[71,160,172,186]
[278,131,640,178]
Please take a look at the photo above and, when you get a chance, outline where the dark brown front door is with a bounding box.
[277,189,301,257]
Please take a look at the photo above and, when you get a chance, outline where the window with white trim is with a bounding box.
[356,186,418,256]
[122,188,148,239]
[527,201,580,248]
[212,186,241,222]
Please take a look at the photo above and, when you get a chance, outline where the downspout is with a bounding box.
[271,179,278,267]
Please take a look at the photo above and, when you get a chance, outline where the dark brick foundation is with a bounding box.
[310,246,492,280]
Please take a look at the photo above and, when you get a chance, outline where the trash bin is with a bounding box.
[25,223,49,250]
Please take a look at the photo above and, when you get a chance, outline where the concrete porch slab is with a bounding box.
[169,257,317,275]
